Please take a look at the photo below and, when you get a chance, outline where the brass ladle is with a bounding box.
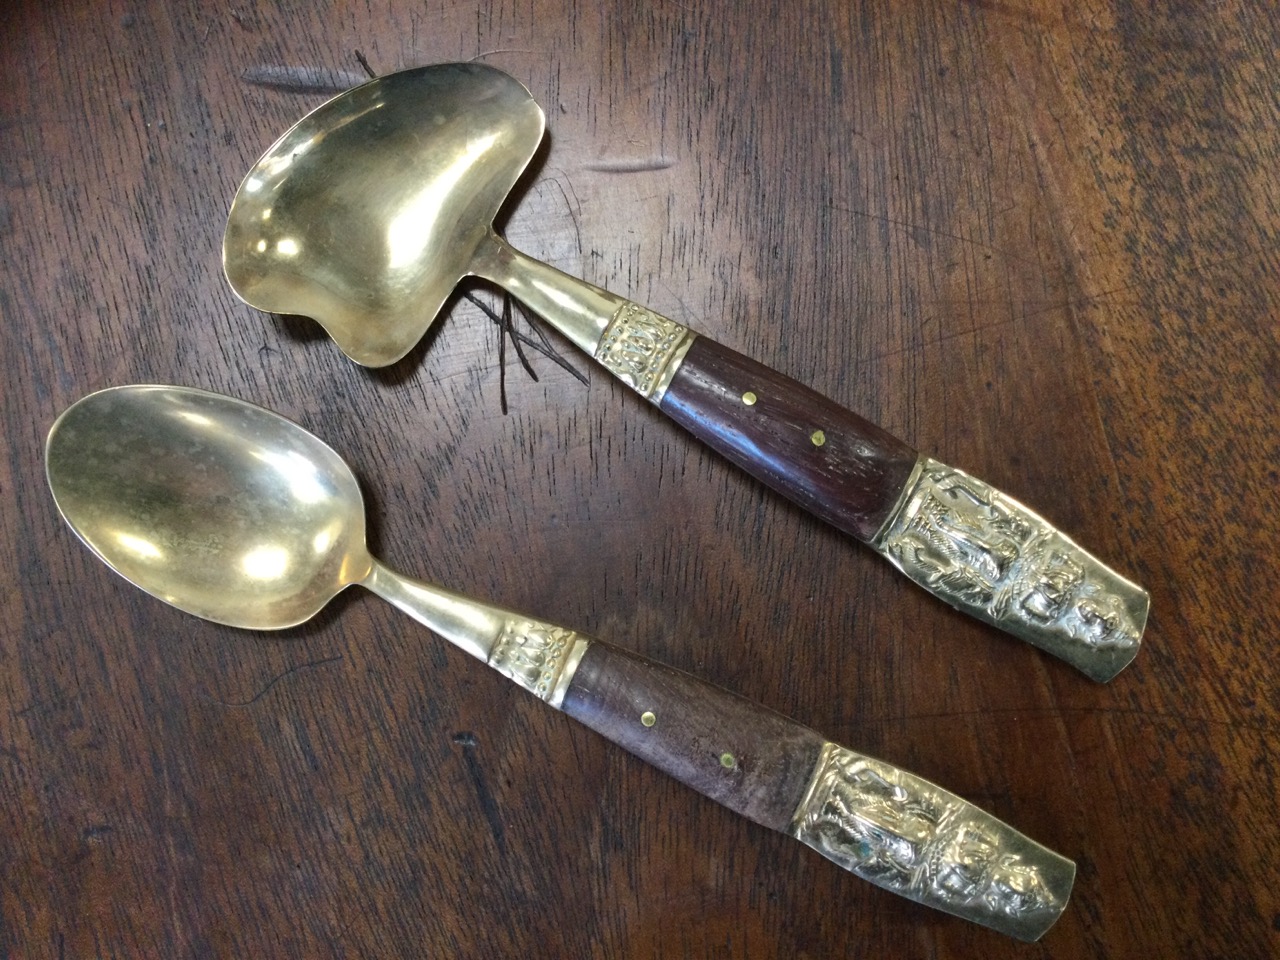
[47,384,1073,940]
[222,63,1148,681]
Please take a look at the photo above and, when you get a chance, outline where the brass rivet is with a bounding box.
[742,391,757,406]
[810,429,826,447]
[720,752,736,769]
[640,711,656,727]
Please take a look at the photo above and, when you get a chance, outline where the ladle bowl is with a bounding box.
[224,63,544,366]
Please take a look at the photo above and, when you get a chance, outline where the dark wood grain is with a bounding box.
[661,336,920,541]
[561,641,827,832]
[3,0,1278,957]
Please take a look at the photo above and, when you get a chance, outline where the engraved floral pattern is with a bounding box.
[593,302,691,399]
[488,621,578,701]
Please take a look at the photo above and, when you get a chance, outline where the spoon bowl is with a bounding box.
[46,385,371,629]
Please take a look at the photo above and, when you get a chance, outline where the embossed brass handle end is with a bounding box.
[792,743,1075,941]
[872,458,1149,682]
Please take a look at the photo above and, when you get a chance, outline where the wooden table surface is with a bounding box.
[3,1,1277,957]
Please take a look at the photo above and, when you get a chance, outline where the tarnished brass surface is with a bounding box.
[46,385,548,666]
[223,64,545,367]
[223,64,694,387]
[224,63,630,366]
[593,303,696,402]
[792,743,1075,942]
[488,619,591,707]
[46,385,371,631]
[871,458,1149,682]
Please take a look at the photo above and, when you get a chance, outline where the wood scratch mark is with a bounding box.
[829,202,1041,267]
[241,65,367,95]
[15,695,72,719]
[81,824,114,842]
[469,48,534,61]
[1019,244,1276,323]
[583,157,676,174]
[354,50,376,79]
[538,170,585,259]
[851,312,1026,368]
[454,732,507,856]
[881,704,1278,737]
[958,0,1053,25]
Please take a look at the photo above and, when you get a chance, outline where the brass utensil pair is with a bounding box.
[49,62,1149,938]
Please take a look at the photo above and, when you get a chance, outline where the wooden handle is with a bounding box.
[658,336,920,541]
[560,640,828,831]
[651,335,1147,680]
[555,639,1075,940]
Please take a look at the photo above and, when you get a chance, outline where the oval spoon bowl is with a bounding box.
[46,385,369,629]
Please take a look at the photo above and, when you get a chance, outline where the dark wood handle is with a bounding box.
[556,639,1075,940]
[559,641,827,832]
[659,336,919,542]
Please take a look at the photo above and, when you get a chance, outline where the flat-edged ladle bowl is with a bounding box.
[222,63,1147,681]
[47,384,1072,940]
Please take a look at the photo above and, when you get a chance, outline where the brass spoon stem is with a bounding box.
[362,560,509,663]
[471,232,624,356]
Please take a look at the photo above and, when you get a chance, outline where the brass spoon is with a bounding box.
[222,63,1148,681]
[47,384,1073,940]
